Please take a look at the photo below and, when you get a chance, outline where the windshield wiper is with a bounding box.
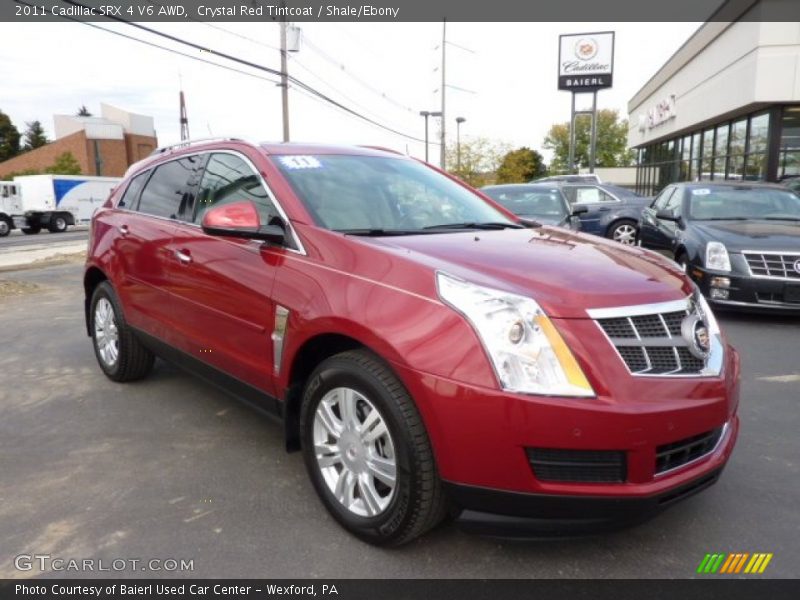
[760,216,800,221]
[699,217,749,221]
[337,228,426,237]
[422,221,525,230]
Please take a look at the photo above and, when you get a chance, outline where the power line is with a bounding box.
[55,0,429,145]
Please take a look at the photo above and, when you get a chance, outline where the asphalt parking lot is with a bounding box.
[1,261,798,579]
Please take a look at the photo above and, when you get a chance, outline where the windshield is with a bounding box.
[688,187,800,220]
[273,154,515,233]
[483,188,567,219]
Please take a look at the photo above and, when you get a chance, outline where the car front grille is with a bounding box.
[526,448,626,483]
[743,251,800,280]
[655,428,723,474]
[595,305,706,375]
[756,292,800,305]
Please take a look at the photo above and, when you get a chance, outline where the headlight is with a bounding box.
[705,241,731,271]
[436,272,595,397]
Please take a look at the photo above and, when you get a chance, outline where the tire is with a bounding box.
[0,216,11,237]
[607,220,638,245]
[48,215,68,233]
[21,226,41,235]
[300,349,447,546]
[90,281,155,382]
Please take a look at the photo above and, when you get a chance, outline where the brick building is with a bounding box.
[0,104,158,179]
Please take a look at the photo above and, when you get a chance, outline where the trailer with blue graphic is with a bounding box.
[0,174,120,236]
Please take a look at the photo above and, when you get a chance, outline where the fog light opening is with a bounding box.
[710,288,729,300]
[710,277,731,288]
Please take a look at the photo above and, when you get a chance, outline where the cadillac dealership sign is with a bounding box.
[558,32,615,91]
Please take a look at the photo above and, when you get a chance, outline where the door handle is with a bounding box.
[118,224,129,235]
[175,249,192,265]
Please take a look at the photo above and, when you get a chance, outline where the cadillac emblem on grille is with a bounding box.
[681,313,710,360]
[794,259,800,275]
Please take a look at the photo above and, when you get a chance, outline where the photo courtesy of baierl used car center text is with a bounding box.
[0,0,799,598]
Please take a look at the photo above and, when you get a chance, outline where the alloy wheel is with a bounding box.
[613,224,637,245]
[313,387,397,517]
[94,297,119,367]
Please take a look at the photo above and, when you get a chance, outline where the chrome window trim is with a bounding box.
[654,421,730,478]
[113,148,307,256]
[741,249,800,281]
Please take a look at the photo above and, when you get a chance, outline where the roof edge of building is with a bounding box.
[628,0,761,112]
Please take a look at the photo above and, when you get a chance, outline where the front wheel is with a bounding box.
[608,220,638,245]
[0,216,11,237]
[300,349,447,546]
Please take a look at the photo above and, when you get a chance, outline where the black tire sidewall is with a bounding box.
[300,357,417,545]
[89,282,124,379]
[0,217,11,237]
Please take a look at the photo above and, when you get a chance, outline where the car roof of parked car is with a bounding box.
[676,181,789,191]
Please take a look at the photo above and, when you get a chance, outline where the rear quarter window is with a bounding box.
[117,171,149,209]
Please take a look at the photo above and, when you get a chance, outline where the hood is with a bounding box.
[363,228,691,318]
[693,220,800,252]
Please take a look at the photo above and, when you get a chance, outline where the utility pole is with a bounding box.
[280,2,290,142]
[439,19,446,170]
[179,89,190,142]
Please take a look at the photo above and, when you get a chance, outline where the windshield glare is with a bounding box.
[689,188,800,220]
[273,154,514,232]
[484,188,567,219]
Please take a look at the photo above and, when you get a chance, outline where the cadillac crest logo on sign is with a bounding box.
[558,31,614,91]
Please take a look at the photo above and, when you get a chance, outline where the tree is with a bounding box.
[445,136,511,187]
[22,120,48,151]
[76,105,92,117]
[48,152,82,175]
[543,109,635,173]
[0,110,21,162]
[495,147,546,183]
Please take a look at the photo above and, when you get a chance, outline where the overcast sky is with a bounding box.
[0,21,700,163]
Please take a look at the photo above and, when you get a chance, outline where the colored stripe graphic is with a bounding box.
[701,553,773,575]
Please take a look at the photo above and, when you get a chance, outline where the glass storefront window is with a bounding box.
[730,119,747,155]
[701,129,714,180]
[748,112,769,153]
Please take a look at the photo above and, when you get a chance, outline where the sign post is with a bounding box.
[558,31,615,174]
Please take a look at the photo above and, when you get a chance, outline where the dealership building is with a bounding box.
[628,0,800,196]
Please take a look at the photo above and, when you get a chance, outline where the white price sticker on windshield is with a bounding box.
[279,156,322,170]
[692,188,711,195]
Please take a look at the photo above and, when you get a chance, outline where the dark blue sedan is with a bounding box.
[558,183,651,244]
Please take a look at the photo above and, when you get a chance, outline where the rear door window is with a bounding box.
[136,155,202,219]
[117,171,149,209]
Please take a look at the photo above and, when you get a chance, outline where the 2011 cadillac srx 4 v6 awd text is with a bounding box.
[84,139,740,546]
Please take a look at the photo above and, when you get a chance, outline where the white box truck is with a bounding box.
[0,174,120,236]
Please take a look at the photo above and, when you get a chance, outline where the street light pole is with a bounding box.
[279,4,290,142]
[439,18,447,170]
[455,116,466,173]
[419,110,442,163]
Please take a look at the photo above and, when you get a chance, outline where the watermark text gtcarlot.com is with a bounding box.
[14,554,194,572]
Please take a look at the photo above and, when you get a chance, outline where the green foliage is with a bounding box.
[0,110,21,162]
[22,120,49,151]
[543,108,635,173]
[2,168,41,179]
[445,136,511,188]
[495,147,547,183]
[48,152,82,175]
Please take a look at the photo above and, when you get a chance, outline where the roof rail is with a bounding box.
[149,137,255,156]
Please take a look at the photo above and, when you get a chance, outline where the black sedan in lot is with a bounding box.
[638,181,800,311]
[480,183,585,230]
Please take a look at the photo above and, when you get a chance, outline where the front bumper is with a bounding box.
[690,264,800,312]
[392,340,740,535]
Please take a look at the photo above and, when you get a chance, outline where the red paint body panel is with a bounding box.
[86,141,740,511]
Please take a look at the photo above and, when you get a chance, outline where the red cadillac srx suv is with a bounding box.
[85,139,740,546]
